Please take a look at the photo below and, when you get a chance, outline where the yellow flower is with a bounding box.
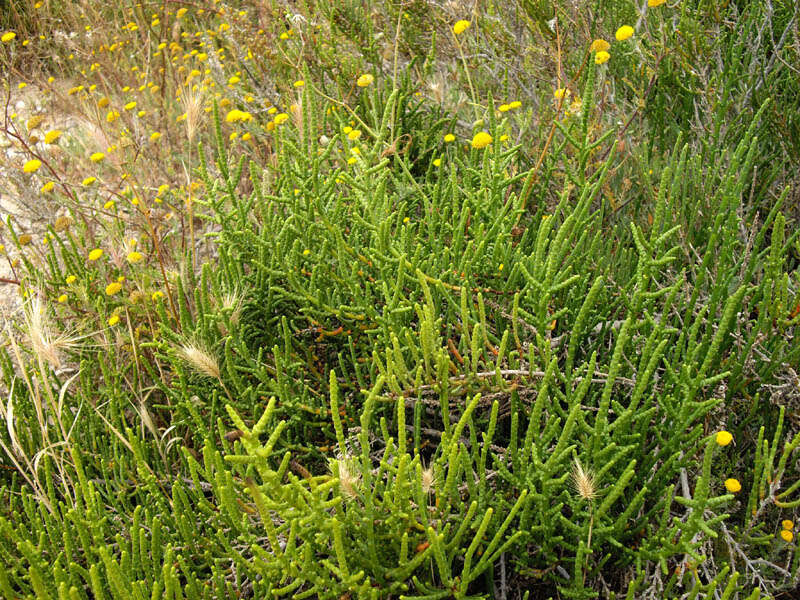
[293,79,305,88]
[127,251,144,264]
[724,478,741,493]
[82,176,97,186]
[90,152,105,163]
[498,104,510,112]
[302,249,311,256]
[716,431,733,446]
[471,131,492,149]
[1,32,16,43]
[444,133,455,142]
[57,294,67,303]
[23,159,42,173]
[781,520,794,530]
[554,88,570,100]
[615,25,634,41]
[225,109,252,123]
[44,130,62,144]
[97,97,110,108]
[356,73,374,87]
[105,282,122,296]
[149,131,162,142]
[104,200,115,210]
[65,275,77,284]
[453,20,470,35]
[347,129,361,141]
[780,529,794,543]
[107,314,120,326]
[151,291,164,301]
[648,0,666,6]
[590,39,611,53]
[124,101,137,111]
[274,112,289,125]
[106,110,120,122]
[595,51,610,65]
[509,101,522,109]
[177,8,188,17]
[88,248,103,261]
[40,181,55,194]
[433,158,441,167]
[228,75,240,85]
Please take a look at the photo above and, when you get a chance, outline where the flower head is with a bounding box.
[356,73,374,87]
[453,20,470,35]
[716,431,733,446]
[615,25,634,41]
[590,39,610,53]
[648,0,666,6]
[44,130,62,144]
[90,152,105,163]
[127,251,144,264]
[88,248,103,261]
[105,282,122,296]
[724,478,742,493]
[108,315,120,326]
[471,131,492,149]
[23,159,42,173]
[780,529,794,543]
[1,32,16,43]
[782,519,794,530]
[595,51,610,65]
[444,133,455,143]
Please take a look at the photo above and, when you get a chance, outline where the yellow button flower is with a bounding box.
[590,39,610,53]
[150,131,162,142]
[88,248,103,261]
[648,0,666,6]
[453,20,470,35]
[716,431,733,446]
[356,73,374,87]
[105,282,122,296]
[40,181,55,194]
[615,25,634,41]
[66,275,77,284]
[444,133,455,142]
[782,520,794,530]
[127,251,144,264]
[44,130,62,144]
[347,129,361,141]
[90,152,105,163]
[23,159,42,173]
[274,113,289,125]
[595,51,610,65]
[151,291,164,301]
[293,79,305,88]
[1,32,16,43]
[57,294,67,303]
[780,529,794,543]
[471,131,492,149]
[724,478,741,493]
[107,314,120,326]
[82,176,97,186]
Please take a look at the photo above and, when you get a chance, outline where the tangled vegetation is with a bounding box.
[1,0,799,598]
